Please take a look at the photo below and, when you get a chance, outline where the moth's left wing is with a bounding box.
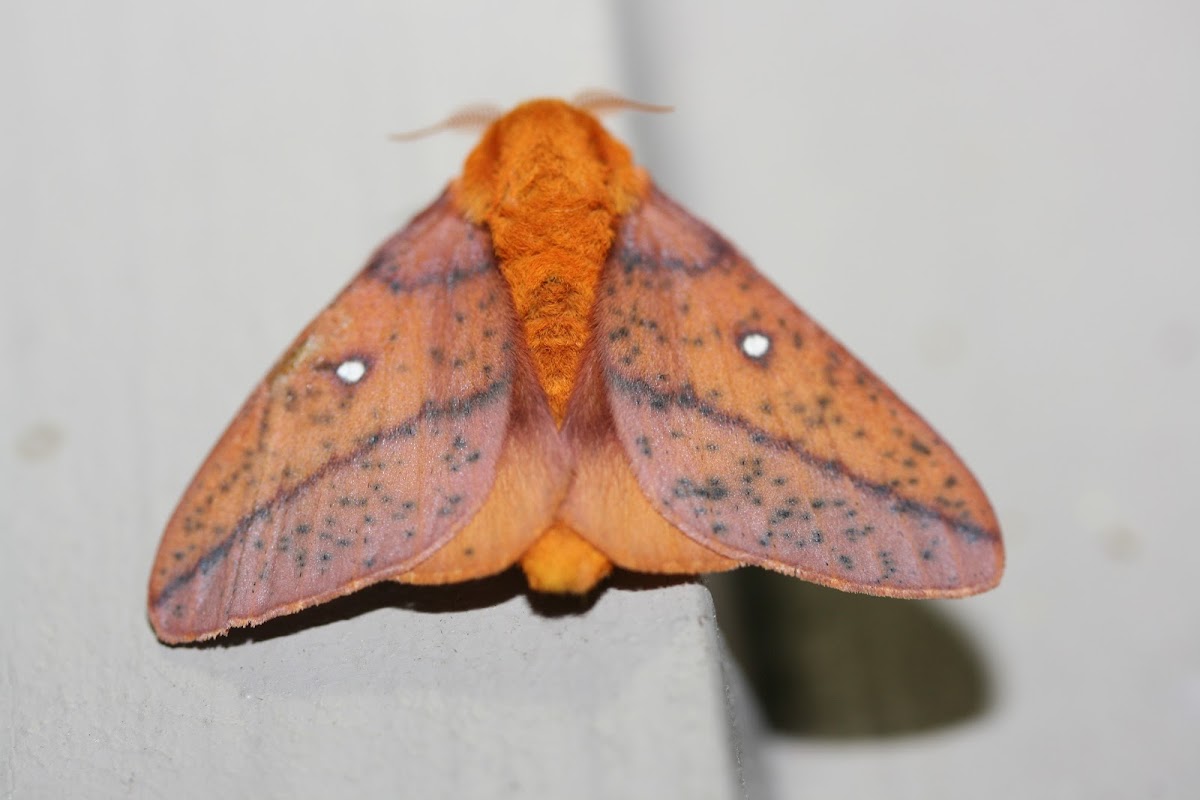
[568,186,1003,597]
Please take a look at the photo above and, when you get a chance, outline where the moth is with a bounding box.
[148,97,1003,643]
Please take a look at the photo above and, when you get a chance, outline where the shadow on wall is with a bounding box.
[164,567,692,648]
[706,569,994,737]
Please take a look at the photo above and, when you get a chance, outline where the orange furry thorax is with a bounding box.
[454,99,648,423]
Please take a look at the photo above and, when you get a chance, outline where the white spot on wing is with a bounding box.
[336,359,367,384]
[741,333,771,359]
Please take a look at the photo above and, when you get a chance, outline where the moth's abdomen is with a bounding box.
[502,247,603,421]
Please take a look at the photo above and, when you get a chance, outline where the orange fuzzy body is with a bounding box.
[456,100,649,590]
[456,99,646,423]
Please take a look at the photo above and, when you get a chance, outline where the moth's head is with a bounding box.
[406,93,666,223]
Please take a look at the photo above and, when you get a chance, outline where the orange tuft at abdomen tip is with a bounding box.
[520,522,614,594]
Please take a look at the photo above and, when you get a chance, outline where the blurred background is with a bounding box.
[3,1,1197,797]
